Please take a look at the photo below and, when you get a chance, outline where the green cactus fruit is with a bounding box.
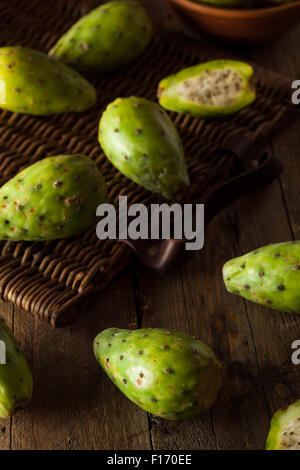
[266,399,300,450]
[49,1,153,73]
[0,319,33,418]
[94,327,223,420]
[158,60,256,117]
[99,96,190,199]
[0,46,96,115]
[0,154,107,241]
[223,241,300,314]
[189,0,256,8]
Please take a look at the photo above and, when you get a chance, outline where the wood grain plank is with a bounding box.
[140,0,300,450]
[11,305,74,449]
[133,263,218,450]
[179,212,273,451]
[246,30,300,418]
[227,182,300,420]
[134,188,288,450]
[65,271,151,450]
[249,25,300,241]
[161,0,300,446]
[213,180,298,449]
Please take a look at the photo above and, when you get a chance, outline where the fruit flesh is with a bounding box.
[223,241,300,314]
[49,0,153,72]
[158,60,256,117]
[0,154,107,241]
[266,399,300,450]
[94,327,223,420]
[99,96,190,199]
[0,47,96,115]
[177,68,244,106]
[0,319,33,418]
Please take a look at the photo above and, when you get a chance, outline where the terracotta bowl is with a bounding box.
[166,0,300,43]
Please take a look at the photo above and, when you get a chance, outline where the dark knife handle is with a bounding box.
[205,150,283,224]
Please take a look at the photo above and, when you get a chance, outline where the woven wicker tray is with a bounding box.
[0,0,292,326]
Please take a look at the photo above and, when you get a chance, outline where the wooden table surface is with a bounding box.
[0,0,300,450]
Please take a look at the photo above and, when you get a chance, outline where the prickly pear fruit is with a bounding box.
[99,97,190,199]
[0,319,33,418]
[0,155,107,241]
[158,60,256,117]
[189,0,256,7]
[0,47,96,115]
[266,399,300,450]
[94,327,223,420]
[49,1,153,73]
[223,241,300,314]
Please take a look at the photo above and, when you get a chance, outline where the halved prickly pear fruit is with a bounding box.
[0,46,96,115]
[158,60,256,117]
[49,0,153,73]
[266,399,300,450]
[0,318,33,418]
[0,155,107,241]
[94,327,223,420]
[189,0,256,8]
[223,241,300,314]
[98,96,190,199]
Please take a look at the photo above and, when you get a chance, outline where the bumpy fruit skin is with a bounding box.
[266,399,300,450]
[223,241,300,314]
[189,0,256,7]
[0,319,33,418]
[94,327,223,420]
[158,60,256,118]
[0,47,96,115]
[0,155,107,241]
[99,97,190,199]
[49,1,153,73]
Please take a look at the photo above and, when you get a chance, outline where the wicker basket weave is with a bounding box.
[0,0,292,326]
